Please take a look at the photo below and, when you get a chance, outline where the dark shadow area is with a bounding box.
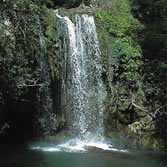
[0,88,37,143]
[53,0,82,8]
[53,0,91,8]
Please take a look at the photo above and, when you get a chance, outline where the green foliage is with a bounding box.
[130,0,167,114]
[0,0,43,99]
[159,61,167,69]
[95,0,144,90]
[130,0,167,68]
[130,0,167,21]
[42,8,60,79]
[95,1,149,141]
[43,8,57,48]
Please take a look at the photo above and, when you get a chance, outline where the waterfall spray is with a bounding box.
[56,11,106,140]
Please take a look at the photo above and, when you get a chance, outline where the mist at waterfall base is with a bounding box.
[1,13,167,167]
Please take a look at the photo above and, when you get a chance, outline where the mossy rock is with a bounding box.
[139,133,164,149]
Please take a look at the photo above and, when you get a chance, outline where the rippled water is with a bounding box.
[0,138,167,167]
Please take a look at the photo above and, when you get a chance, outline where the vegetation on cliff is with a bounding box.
[94,0,167,149]
[0,0,58,138]
[0,0,167,149]
[0,0,41,138]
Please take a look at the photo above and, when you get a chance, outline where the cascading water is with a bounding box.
[36,17,55,136]
[56,12,106,141]
[30,12,128,153]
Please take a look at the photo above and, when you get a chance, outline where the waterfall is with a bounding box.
[30,12,127,153]
[56,12,106,140]
[36,17,55,136]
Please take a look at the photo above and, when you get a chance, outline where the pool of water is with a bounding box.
[0,138,167,167]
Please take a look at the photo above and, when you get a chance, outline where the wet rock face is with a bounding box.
[52,0,91,8]
[52,0,82,8]
[90,0,100,7]
[104,95,167,149]
[106,110,166,149]
[90,0,110,8]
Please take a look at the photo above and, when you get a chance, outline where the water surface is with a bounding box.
[0,139,167,167]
